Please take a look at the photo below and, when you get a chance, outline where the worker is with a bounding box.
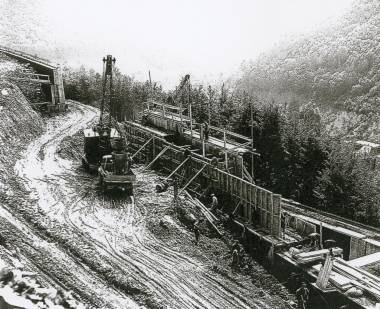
[281,213,286,237]
[173,178,179,202]
[210,193,218,212]
[308,233,320,250]
[296,282,309,309]
[204,122,209,141]
[232,240,239,252]
[231,248,240,270]
[194,219,201,245]
[126,152,132,171]
[241,225,247,243]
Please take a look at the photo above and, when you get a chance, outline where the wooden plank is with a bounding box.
[268,193,273,231]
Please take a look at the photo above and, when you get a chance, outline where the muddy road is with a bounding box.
[13,101,291,308]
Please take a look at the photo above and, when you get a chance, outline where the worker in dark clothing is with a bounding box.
[172,178,179,202]
[231,248,240,270]
[194,219,201,245]
[210,193,218,213]
[296,282,309,309]
[126,152,133,172]
[204,122,209,141]
[287,272,301,292]
[241,225,247,243]
[281,214,286,237]
[232,240,239,252]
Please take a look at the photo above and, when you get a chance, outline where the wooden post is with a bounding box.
[241,156,244,179]
[320,222,323,249]
[189,102,193,138]
[202,136,205,158]
[247,184,252,223]
[250,101,255,182]
[224,130,228,169]
[208,90,211,126]
[272,194,282,237]
[149,70,152,96]
[152,135,156,159]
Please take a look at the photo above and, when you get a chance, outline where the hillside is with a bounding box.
[0,81,44,187]
[237,0,380,140]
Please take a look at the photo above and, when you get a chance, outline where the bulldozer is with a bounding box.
[82,55,135,194]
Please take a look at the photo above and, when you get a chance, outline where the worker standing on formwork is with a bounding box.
[296,282,309,309]
[204,122,209,141]
[193,219,201,245]
[173,178,179,203]
[210,193,218,213]
[231,248,240,270]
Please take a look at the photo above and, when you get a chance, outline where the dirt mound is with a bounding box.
[0,82,44,185]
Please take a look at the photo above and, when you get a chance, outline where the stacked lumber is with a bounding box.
[313,257,380,300]
[312,264,352,290]
[293,248,343,264]
[334,259,380,301]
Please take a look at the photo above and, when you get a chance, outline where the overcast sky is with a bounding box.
[7,0,355,88]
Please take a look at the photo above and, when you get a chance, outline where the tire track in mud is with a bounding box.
[72,188,263,309]
[14,101,139,309]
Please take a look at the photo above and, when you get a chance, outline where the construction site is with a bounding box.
[0,44,380,309]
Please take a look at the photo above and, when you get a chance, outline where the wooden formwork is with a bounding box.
[124,121,282,238]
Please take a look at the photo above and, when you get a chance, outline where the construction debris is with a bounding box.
[0,264,86,309]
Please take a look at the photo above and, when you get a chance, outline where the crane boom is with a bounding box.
[99,55,116,126]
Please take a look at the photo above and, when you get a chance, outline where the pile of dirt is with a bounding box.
[57,130,83,160]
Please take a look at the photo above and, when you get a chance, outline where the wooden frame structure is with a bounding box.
[124,121,282,238]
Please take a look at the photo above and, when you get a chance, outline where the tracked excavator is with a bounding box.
[81,55,135,194]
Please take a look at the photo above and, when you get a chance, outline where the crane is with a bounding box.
[99,55,116,126]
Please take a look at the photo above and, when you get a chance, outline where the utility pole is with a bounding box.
[149,71,153,101]
[207,85,212,126]
[188,81,193,139]
[250,99,254,182]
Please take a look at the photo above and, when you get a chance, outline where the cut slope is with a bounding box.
[0,82,44,186]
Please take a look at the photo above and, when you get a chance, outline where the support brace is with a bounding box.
[164,157,190,181]
[232,201,242,215]
[131,137,153,160]
[144,146,170,171]
[179,163,207,195]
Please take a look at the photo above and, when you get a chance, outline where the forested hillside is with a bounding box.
[236,0,380,140]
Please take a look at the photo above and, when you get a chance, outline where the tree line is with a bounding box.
[62,66,380,226]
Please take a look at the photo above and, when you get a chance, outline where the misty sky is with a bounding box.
[3,0,354,88]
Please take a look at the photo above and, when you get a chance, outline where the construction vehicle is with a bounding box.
[82,55,135,194]
[98,151,135,194]
[82,126,121,173]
